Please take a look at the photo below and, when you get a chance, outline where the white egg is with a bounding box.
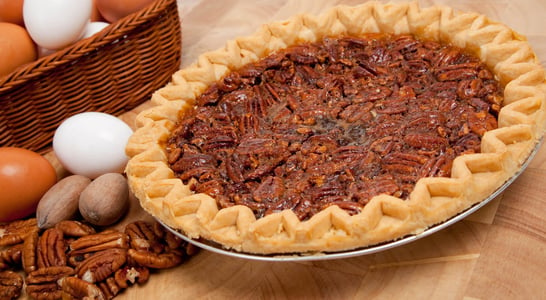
[23,0,92,50]
[53,112,133,179]
[82,21,109,39]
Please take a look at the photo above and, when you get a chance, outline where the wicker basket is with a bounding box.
[0,0,181,154]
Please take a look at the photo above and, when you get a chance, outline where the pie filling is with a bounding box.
[166,34,503,221]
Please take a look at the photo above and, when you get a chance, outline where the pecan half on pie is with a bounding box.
[125,2,546,254]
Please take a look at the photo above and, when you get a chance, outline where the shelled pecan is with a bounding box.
[22,229,39,273]
[152,222,184,250]
[25,266,75,300]
[125,220,192,270]
[37,228,67,268]
[26,266,75,285]
[125,221,163,253]
[69,231,129,255]
[0,218,38,247]
[55,220,96,238]
[86,260,150,299]
[0,270,23,300]
[75,248,127,283]
[58,277,105,300]
[68,253,93,269]
[114,266,150,288]
[0,244,22,270]
[128,249,184,269]
[98,277,122,300]
[184,243,199,257]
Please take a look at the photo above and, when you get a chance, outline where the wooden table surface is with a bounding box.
[51,0,546,299]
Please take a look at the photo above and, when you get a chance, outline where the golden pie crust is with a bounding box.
[125,2,546,254]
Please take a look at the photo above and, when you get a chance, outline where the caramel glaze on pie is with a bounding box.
[165,34,503,222]
[125,2,546,254]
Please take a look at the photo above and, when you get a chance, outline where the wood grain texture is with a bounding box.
[466,169,546,300]
[76,0,546,298]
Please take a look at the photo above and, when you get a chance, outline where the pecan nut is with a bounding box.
[150,222,175,248]
[58,276,105,300]
[150,221,187,251]
[37,228,67,268]
[22,228,39,273]
[436,68,478,81]
[55,220,96,238]
[26,266,75,284]
[184,243,200,257]
[128,249,183,269]
[69,231,128,255]
[98,277,122,300]
[25,266,75,299]
[125,221,164,253]
[0,218,38,247]
[114,266,150,288]
[26,267,74,294]
[403,133,448,150]
[0,244,22,270]
[68,253,93,268]
[76,249,127,283]
[0,270,23,300]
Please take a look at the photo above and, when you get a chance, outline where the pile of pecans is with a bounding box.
[0,218,198,299]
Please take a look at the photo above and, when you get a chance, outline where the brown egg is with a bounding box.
[95,0,155,23]
[0,22,37,77]
[0,0,24,26]
[0,147,58,222]
[91,0,105,22]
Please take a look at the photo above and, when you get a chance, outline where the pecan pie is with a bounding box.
[125,2,546,254]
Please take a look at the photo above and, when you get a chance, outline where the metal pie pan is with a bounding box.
[157,140,542,262]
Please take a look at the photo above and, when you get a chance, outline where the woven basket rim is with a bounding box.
[0,0,177,92]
